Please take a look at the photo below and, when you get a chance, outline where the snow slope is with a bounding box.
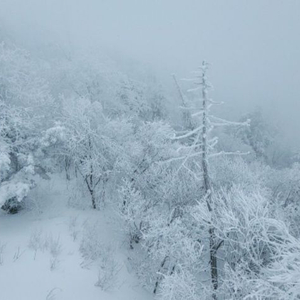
[0,175,152,300]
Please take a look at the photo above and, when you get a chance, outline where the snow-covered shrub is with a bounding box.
[147,217,204,295]
[120,165,204,294]
[45,234,62,258]
[28,231,62,269]
[80,222,105,261]
[28,230,44,259]
[211,156,271,194]
[68,215,80,242]
[12,246,25,262]
[256,237,300,300]
[94,247,121,291]
[0,145,10,180]
[80,221,121,291]
[45,288,62,300]
[202,187,300,299]
[118,179,147,249]
[0,241,6,265]
[0,168,36,213]
[267,162,300,238]
[157,267,201,300]
[235,110,275,162]
[45,234,62,271]
[117,120,204,293]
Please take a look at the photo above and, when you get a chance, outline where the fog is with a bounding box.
[1,0,300,145]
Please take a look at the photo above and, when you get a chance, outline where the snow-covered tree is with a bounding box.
[236,109,275,163]
[168,61,249,299]
[44,49,168,122]
[56,97,133,209]
[119,121,177,246]
[0,42,55,213]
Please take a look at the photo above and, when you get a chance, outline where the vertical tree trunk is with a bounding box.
[88,136,97,209]
[209,227,218,298]
[91,189,96,209]
[89,172,96,209]
[65,156,71,181]
[201,63,218,300]
[153,256,169,294]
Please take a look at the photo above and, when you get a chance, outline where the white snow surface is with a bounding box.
[0,175,152,300]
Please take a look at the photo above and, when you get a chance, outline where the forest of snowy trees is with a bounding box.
[1,2,300,299]
[1,37,300,299]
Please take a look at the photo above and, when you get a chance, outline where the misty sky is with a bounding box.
[1,0,300,145]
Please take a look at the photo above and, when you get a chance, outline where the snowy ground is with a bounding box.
[0,175,152,300]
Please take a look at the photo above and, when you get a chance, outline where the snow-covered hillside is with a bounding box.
[0,175,152,300]
[1,17,300,298]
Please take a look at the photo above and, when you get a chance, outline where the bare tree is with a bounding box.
[172,74,193,130]
[172,61,249,299]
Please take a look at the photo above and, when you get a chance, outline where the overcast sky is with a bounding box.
[1,0,300,145]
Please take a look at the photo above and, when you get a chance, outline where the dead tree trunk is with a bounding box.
[173,61,248,299]
[200,63,218,299]
[173,74,193,130]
